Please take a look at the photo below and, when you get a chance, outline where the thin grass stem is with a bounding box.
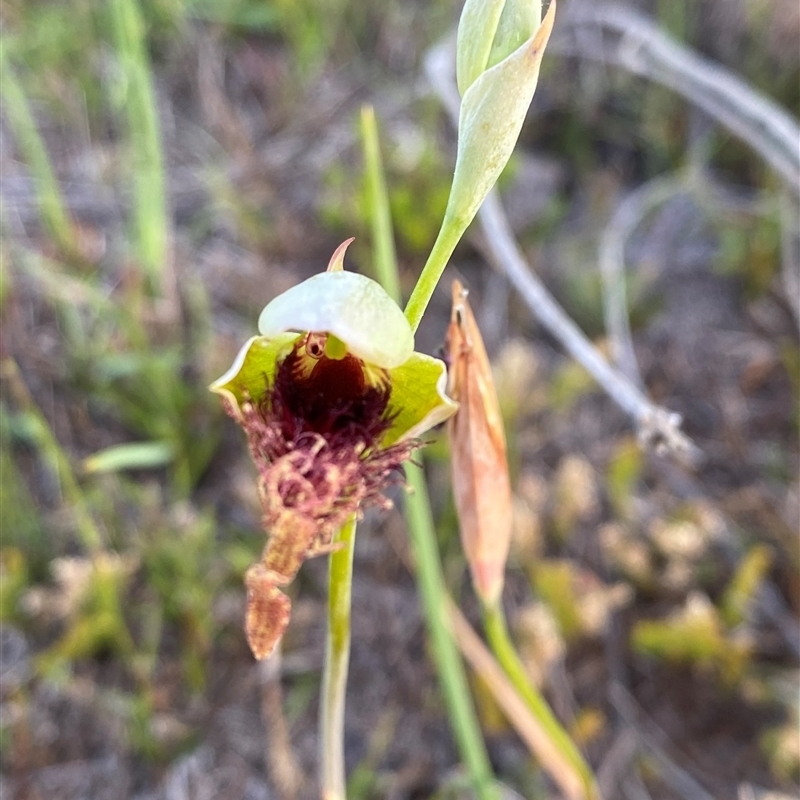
[0,53,78,258]
[482,599,599,798]
[359,105,401,305]
[1,358,103,553]
[404,465,498,798]
[320,515,357,799]
[108,0,168,290]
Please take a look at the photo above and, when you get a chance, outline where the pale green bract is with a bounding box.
[456,0,543,96]
[448,1,555,234]
[487,0,542,72]
[456,0,506,97]
[258,271,414,370]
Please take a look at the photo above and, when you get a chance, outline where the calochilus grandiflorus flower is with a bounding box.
[210,239,457,659]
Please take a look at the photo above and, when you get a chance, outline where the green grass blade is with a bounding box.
[0,51,78,257]
[404,465,498,798]
[2,358,102,553]
[83,440,175,474]
[359,105,402,304]
[108,0,168,289]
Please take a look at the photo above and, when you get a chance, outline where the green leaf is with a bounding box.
[83,441,175,474]
[487,0,542,70]
[456,0,506,96]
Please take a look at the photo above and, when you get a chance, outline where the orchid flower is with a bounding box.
[210,239,457,659]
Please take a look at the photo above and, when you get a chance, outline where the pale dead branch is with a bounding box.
[609,683,717,800]
[551,4,800,196]
[598,173,686,388]
[258,647,303,800]
[554,3,800,332]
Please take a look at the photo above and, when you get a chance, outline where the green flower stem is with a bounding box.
[0,52,78,258]
[481,599,599,799]
[359,106,402,305]
[405,465,498,799]
[320,515,358,799]
[360,109,496,796]
[404,212,466,332]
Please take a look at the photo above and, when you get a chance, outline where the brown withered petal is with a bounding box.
[244,563,292,660]
[446,279,513,607]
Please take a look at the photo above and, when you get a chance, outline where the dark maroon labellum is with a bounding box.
[229,332,418,659]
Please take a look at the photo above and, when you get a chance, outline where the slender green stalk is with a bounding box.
[405,466,498,797]
[320,515,357,799]
[359,109,497,797]
[108,0,168,289]
[482,599,599,799]
[359,105,401,304]
[403,212,466,332]
[0,53,78,257]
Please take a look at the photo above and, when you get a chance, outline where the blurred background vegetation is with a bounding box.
[1,0,798,798]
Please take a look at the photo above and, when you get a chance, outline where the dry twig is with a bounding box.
[598,173,686,388]
[596,729,639,800]
[609,683,717,800]
[258,647,303,800]
[553,3,800,333]
[551,4,800,195]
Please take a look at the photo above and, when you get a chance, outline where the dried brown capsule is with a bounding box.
[446,279,513,606]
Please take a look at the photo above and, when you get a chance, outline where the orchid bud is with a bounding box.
[446,0,555,235]
[456,0,506,98]
[446,280,513,607]
[457,0,542,96]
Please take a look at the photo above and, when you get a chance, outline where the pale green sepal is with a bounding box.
[487,0,542,69]
[456,0,506,96]
[258,271,414,370]
[384,353,458,446]
[448,0,555,232]
[209,333,300,417]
